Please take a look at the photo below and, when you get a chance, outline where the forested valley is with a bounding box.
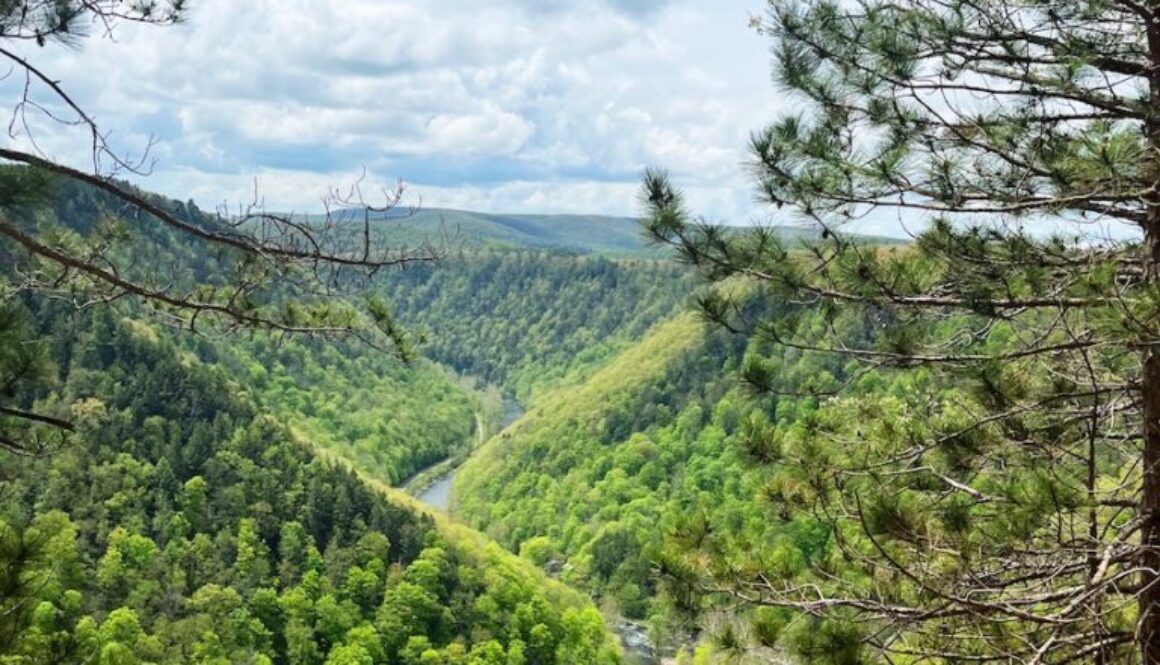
[8,160,1118,665]
[0,164,794,663]
[5,1,1160,664]
[0,176,634,664]
[0,157,928,664]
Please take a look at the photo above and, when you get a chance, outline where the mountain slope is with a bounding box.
[0,301,623,663]
[209,335,482,486]
[0,176,626,664]
[331,207,902,258]
[452,312,736,622]
[393,209,661,257]
[379,252,691,401]
[448,284,852,647]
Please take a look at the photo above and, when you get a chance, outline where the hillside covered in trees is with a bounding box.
[450,288,847,655]
[8,0,1160,663]
[378,253,689,401]
[0,176,627,664]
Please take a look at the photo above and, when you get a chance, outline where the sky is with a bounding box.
[2,0,849,231]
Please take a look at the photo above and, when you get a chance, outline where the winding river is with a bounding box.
[416,398,524,511]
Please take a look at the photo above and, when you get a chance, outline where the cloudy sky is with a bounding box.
[3,0,840,230]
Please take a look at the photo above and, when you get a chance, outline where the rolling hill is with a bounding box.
[326,207,903,258]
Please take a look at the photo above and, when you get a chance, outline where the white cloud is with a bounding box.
[427,109,536,155]
[0,0,808,228]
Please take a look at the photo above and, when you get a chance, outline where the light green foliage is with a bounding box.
[517,536,555,566]
[211,335,478,486]
[0,295,622,664]
[466,639,506,664]
[323,643,373,665]
[234,518,271,591]
[555,608,611,664]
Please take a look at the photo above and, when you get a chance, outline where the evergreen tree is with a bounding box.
[644,0,1160,662]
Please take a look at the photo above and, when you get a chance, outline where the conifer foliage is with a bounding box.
[644,1,1160,662]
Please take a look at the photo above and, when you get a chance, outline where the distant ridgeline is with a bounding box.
[330,207,666,258]
[362,209,897,402]
[326,206,901,259]
[0,177,624,663]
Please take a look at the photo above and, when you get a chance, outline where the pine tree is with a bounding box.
[643,1,1160,662]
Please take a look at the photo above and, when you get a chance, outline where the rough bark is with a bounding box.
[1143,334,1160,663]
[1140,6,1160,660]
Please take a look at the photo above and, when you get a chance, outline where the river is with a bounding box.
[416,398,524,511]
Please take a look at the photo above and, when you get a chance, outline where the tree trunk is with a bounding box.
[1140,123,1160,663]
[1143,332,1160,663]
[1141,7,1160,661]
[1140,120,1160,665]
